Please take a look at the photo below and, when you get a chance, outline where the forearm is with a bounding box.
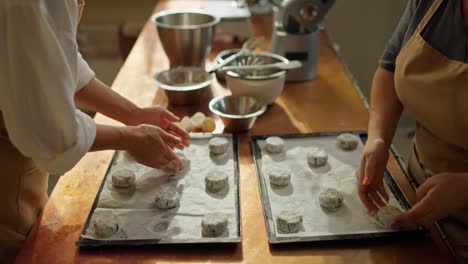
[368,67,403,147]
[75,77,141,125]
[90,124,137,152]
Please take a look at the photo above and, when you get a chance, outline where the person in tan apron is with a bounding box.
[0,1,188,263]
[359,0,468,262]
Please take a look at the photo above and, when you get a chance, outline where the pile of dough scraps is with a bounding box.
[177,112,216,133]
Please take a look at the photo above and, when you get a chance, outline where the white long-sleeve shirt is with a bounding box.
[0,0,96,175]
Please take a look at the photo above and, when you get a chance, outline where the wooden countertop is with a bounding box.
[16,0,455,263]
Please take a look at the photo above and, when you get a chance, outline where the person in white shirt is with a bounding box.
[0,0,189,262]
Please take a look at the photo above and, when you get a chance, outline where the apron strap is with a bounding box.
[416,0,444,33]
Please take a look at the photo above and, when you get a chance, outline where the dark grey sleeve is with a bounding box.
[378,0,418,72]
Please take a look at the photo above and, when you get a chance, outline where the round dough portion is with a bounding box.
[155,188,180,209]
[276,210,303,233]
[265,136,284,153]
[268,166,291,187]
[376,205,403,228]
[168,153,189,176]
[205,171,228,192]
[337,133,359,151]
[307,147,328,167]
[201,213,228,237]
[209,137,229,155]
[91,214,118,238]
[319,188,344,210]
[111,169,136,188]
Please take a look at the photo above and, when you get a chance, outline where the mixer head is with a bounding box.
[275,0,335,34]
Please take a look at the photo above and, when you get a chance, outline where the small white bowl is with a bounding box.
[225,52,288,105]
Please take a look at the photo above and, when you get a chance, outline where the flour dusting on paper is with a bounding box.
[258,135,403,238]
[84,135,239,241]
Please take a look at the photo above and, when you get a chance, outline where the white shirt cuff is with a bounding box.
[42,110,96,175]
[76,52,95,91]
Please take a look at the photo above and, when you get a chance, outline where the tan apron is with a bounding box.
[395,0,468,261]
[0,2,86,263]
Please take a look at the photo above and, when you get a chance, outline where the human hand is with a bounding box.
[358,138,390,213]
[130,106,189,147]
[125,125,184,172]
[392,172,468,228]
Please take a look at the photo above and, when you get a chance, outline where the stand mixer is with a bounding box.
[269,0,335,81]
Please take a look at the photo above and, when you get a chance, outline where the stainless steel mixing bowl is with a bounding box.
[152,10,220,67]
[154,67,212,106]
[209,95,267,132]
[214,49,241,82]
[225,52,288,105]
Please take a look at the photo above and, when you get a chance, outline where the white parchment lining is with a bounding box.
[83,134,239,241]
[257,134,405,238]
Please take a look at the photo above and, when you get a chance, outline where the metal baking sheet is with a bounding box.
[77,133,241,247]
[251,132,426,244]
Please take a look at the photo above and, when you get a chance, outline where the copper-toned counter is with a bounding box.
[16,0,455,263]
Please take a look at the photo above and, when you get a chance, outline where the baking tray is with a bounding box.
[77,133,241,247]
[251,131,426,244]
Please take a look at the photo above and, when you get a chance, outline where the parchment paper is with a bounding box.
[83,134,239,241]
[257,134,404,238]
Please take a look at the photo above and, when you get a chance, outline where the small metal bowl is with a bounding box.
[154,67,212,106]
[209,95,267,132]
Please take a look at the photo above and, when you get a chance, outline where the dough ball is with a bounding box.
[209,137,229,155]
[111,169,136,188]
[168,153,189,176]
[91,214,118,238]
[191,112,206,129]
[268,166,291,187]
[375,205,403,228]
[336,133,359,151]
[307,147,328,167]
[205,171,228,192]
[319,188,344,210]
[202,117,216,132]
[265,136,284,153]
[276,209,302,233]
[155,188,180,209]
[178,116,194,132]
[201,213,229,237]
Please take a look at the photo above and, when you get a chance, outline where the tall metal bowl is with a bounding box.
[152,10,220,67]
[154,67,212,106]
[209,95,267,132]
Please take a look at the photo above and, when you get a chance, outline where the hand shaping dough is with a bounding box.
[336,133,359,151]
[155,188,180,209]
[276,209,303,233]
[201,213,229,237]
[91,214,118,238]
[268,166,291,187]
[319,188,344,210]
[265,136,284,153]
[205,171,228,192]
[111,168,136,188]
[375,205,403,228]
[209,137,229,155]
[307,147,328,167]
[168,153,189,176]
